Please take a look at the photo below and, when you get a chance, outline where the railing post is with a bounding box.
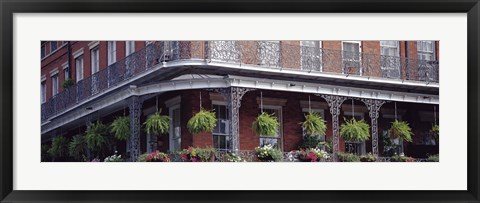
[320,94,347,156]
[128,86,143,162]
[360,98,387,155]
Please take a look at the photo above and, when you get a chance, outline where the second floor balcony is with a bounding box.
[41,41,439,123]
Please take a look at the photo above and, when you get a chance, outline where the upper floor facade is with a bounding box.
[41,40,439,123]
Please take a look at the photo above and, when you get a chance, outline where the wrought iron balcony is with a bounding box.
[41,41,439,122]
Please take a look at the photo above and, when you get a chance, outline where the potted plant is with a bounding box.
[252,112,279,137]
[68,134,86,161]
[301,112,327,137]
[85,121,110,158]
[104,151,125,162]
[340,118,370,142]
[389,120,414,142]
[144,110,170,136]
[337,152,360,162]
[254,144,283,162]
[62,78,74,89]
[47,135,69,161]
[390,153,415,162]
[180,147,216,162]
[360,153,377,162]
[295,148,330,162]
[187,109,216,134]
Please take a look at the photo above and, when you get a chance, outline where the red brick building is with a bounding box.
[41,41,439,161]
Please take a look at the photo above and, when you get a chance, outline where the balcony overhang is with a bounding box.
[41,73,438,136]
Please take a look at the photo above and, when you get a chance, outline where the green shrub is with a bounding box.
[252,112,279,137]
[137,153,149,162]
[144,111,170,136]
[427,154,439,162]
[390,154,415,162]
[48,136,69,159]
[340,118,370,142]
[337,152,360,162]
[180,147,216,162]
[110,116,130,140]
[300,135,321,149]
[187,109,216,134]
[301,112,327,136]
[68,134,86,161]
[389,120,413,142]
[360,153,377,162]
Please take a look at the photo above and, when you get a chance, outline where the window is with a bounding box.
[169,105,181,152]
[91,47,100,74]
[50,41,58,52]
[126,41,135,56]
[51,74,59,96]
[380,41,401,78]
[381,115,404,156]
[41,80,46,103]
[417,41,435,61]
[302,108,325,140]
[212,103,230,151]
[259,107,282,149]
[107,41,117,65]
[64,68,69,80]
[41,44,46,58]
[342,41,362,75]
[300,41,322,71]
[75,55,84,81]
[343,111,366,155]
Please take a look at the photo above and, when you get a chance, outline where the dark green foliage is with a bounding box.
[389,120,413,142]
[69,134,86,161]
[41,144,51,162]
[360,153,377,162]
[110,116,130,140]
[340,118,370,142]
[144,112,170,136]
[252,112,279,137]
[187,109,216,134]
[47,136,69,159]
[430,124,439,139]
[301,112,327,136]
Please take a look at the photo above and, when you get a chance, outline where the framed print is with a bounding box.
[1,0,479,202]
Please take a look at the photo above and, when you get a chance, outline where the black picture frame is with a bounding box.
[1,0,479,202]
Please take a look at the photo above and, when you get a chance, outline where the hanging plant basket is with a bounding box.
[85,121,110,151]
[187,108,217,134]
[389,120,413,143]
[430,124,439,139]
[339,118,370,142]
[110,116,130,140]
[301,112,327,136]
[144,111,170,136]
[252,112,279,137]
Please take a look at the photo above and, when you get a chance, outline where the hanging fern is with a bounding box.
[340,118,370,142]
[389,120,413,142]
[85,121,109,151]
[144,112,170,136]
[252,112,279,137]
[301,112,327,136]
[110,116,130,140]
[69,134,86,161]
[47,135,69,159]
[430,124,439,139]
[187,109,217,134]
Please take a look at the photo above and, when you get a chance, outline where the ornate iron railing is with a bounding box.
[41,41,439,122]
